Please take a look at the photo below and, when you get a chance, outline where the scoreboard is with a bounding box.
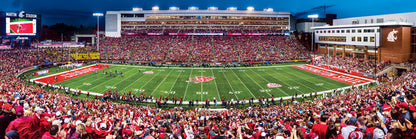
[0,11,41,37]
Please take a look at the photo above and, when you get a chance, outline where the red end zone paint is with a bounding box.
[34,64,112,84]
[292,64,374,85]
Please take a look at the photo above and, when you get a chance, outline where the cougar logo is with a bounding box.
[387,29,398,42]
[186,76,214,83]
[18,11,25,18]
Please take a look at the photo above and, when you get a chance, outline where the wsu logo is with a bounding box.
[387,29,398,42]
[186,76,214,83]
[18,11,25,18]
[267,83,282,88]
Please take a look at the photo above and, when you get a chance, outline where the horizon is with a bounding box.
[1,0,416,26]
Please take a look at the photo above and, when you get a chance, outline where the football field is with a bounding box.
[30,64,362,101]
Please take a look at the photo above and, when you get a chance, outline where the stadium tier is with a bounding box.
[0,47,415,139]
[105,8,292,37]
[98,35,310,63]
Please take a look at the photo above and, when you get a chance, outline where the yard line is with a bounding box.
[261,70,297,96]
[211,69,221,100]
[88,67,136,92]
[65,72,105,87]
[290,68,341,87]
[280,68,333,90]
[242,70,272,97]
[221,70,239,100]
[270,68,319,92]
[96,68,144,93]
[63,66,120,87]
[151,69,173,95]
[138,69,163,90]
[200,70,203,101]
[120,68,153,92]
[229,69,255,98]
[169,69,182,91]
[183,69,193,100]
[248,69,284,97]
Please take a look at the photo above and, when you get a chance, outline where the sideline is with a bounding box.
[29,64,376,104]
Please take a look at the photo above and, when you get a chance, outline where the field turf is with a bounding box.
[46,64,350,101]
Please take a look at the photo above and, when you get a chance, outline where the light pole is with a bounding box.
[308,14,319,55]
[93,13,103,52]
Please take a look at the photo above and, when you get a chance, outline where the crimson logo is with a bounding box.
[186,76,214,83]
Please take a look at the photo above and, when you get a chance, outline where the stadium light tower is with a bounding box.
[93,13,103,51]
[308,14,319,54]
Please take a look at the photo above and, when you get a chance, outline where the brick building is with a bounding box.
[312,12,416,63]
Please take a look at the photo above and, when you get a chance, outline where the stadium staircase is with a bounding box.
[376,64,413,77]
[187,35,195,63]
[230,37,241,63]
[131,37,139,61]
[140,36,155,61]
[162,35,177,62]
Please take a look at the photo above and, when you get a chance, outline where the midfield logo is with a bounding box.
[186,76,214,83]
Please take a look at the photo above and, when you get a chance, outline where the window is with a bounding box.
[352,29,356,33]
[324,30,326,33]
[332,30,335,33]
[364,37,368,42]
[357,37,362,42]
[352,36,356,41]
[358,29,362,33]
[341,30,345,33]
[365,19,367,24]
[347,30,350,33]
[377,29,380,32]
[370,37,375,42]
[352,20,359,24]
[337,30,340,33]
[316,31,319,33]
[320,31,323,33]
[371,19,374,23]
[376,18,384,23]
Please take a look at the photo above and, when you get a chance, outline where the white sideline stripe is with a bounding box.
[211,69,221,100]
[31,80,375,104]
[183,69,193,100]
[304,65,375,82]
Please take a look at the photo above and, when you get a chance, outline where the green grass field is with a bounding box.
[45,64,350,101]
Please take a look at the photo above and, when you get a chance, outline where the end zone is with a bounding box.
[32,64,112,84]
[293,64,375,85]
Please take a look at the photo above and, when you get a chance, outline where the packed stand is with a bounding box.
[0,47,416,139]
[313,55,391,76]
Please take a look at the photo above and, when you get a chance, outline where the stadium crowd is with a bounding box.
[0,46,415,139]
[99,35,310,63]
[0,36,416,139]
[313,55,391,77]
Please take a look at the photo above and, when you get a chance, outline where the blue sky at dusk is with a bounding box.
[1,0,415,26]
